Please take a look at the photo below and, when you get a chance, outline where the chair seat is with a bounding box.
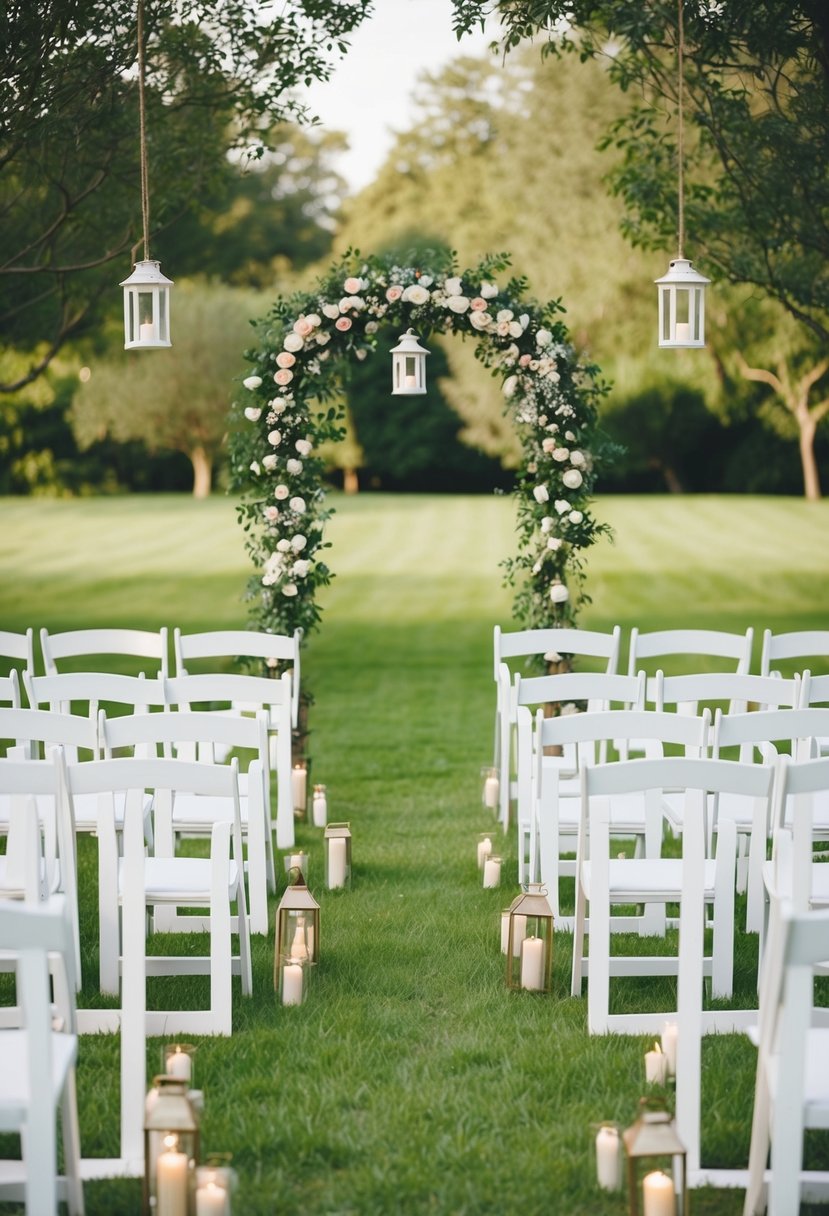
[0,1031,77,1126]
[541,791,651,834]
[169,793,252,829]
[583,857,717,902]
[0,793,55,828]
[118,857,239,902]
[762,860,829,906]
[0,855,55,897]
[746,1026,829,1128]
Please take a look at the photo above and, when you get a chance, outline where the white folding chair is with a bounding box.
[713,707,829,932]
[763,757,829,924]
[174,626,302,730]
[743,900,829,1216]
[798,670,829,757]
[166,671,294,849]
[101,709,273,935]
[629,626,754,680]
[655,670,800,718]
[63,755,252,1035]
[572,757,772,1032]
[40,625,169,679]
[0,628,34,686]
[529,706,711,928]
[761,628,829,679]
[0,899,84,1215]
[512,670,643,884]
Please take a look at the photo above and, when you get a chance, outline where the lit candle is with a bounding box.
[404,374,417,388]
[484,772,499,809]
[645,1042,668,1085]
[595,1126,621,1191]
[312,786,327,828]
[520,935,545,990]
[511,913,527,958]
[327,837,347,889]
[674,321,691,344]
[661,1021,678,1077]
[287,852,307,879]
[477,835,493,869]
[165,1047,191,1082]
[281,961,304,1006]
[157,1137,189,1216]
[139,320,155,343]
[196,1179,229,1216]
[643,1170,676,1216]
[291,763,307,811]
[290,922,309,962]
[482,857,501,888]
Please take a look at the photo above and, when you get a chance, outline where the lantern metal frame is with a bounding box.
[324,821,352,890]
[655,258,710,349]
[274,869,320,986]
[505,883,554,992]
[622,1097,687,1216]
[143,1074,200,1216]
[121,259,173,349]
[390,328,430,395]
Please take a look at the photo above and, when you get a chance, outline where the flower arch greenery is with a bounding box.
[229,250,611,641]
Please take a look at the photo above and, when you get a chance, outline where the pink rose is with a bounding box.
[344,276,364,294]
[519,354,532,368]
[274,369,294,386]
[335,317,352,332]
[470,297,487,311]
[386,286,403,302]
[264,506,279,522]
[276,352,296,369]
[293,316,314,337]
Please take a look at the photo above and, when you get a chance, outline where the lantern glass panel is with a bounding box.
[143,1076,199,1216]
[324,823,352,890]
[159,289,169,342]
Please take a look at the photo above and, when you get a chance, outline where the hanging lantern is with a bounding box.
[274,868,320,984]
[505,883,554,992]
[655,258,709,348]
[122,260,173,349]
[390,329,429,395]
[143,1075,200,1215]
[324,822,352,890]
[622,1098,687,1216]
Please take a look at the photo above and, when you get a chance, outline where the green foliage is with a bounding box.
[231,249,611,640]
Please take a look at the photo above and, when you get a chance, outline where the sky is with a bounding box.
[304,0,495,194]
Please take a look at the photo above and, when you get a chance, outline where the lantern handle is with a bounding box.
[137,0,151,261]
[676,0,685,261]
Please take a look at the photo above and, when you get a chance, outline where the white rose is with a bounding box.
[563,469,583,489]
[286,459,303,475]
[547,537,563,551]
[295,439,312,457]
[540,516,554,534]
[569,510,584,524]
[419,275,433,287]
[480,282,498,299]
[444,276,463,296]
[282,583,298,597]
[289,496,306,513]
[532,561,542,574]
[243,375,262,390]
[291,534,307,552]
[306,313,321,327]
[274,484,289,500]
[283,333,304,352]
[570,450,585,466]
[496,309,514,323]
[565,431,576,441]
[250,461,261,475]
[244,407,261,422]
[555,499,570,515]
[553,448,570,462]
[533,485,549,504]
[550,581,569,604]
[262,454,278,471]
[447,295,470,314]
[536,328,553,348]
[402,284,429,305]
[503,375,518,398]
[268,430,282,447]
[365,321,379,335]
[292,559,310,578]
[469,311,490,331]
[542,437,556,453]
[277,539,291,553]
[519,314,530,330]
[315,331,331,345]
[264,506,279,522]
[322,303,341,319]
[508,321,523,338]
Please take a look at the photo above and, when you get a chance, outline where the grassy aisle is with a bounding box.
[0,493,827,1214]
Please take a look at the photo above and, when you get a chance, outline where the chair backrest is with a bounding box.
[41,626,169,678]
[628,627,753,678]
[0,897,77,1025]
[761,629,829,678]
[772,756,829,906]
[656,670,800,717]
[0,705,99,763]
[799,671,829,709]
[174,628,301,728]
[0,669,21,710]
[493,624,621,683]
[713,706,829,764]
[0,628,34,679]
[25,670,167,719]
[101,707,269,770]
[536,706,711,775]
[584,753,773,807]
[515,669,644,712]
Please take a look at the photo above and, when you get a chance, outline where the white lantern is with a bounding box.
[390,329,429,395]
[655,258,709,348]
[121,259,173,349]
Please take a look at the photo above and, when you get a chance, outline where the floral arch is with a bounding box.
[229,252,609,640]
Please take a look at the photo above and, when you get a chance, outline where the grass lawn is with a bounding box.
[0,491,828,1214]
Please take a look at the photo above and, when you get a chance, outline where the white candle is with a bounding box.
[643,1170,676,1216]
[645,1042,668,1085]
[482,857,501,888]
[196,1180,229,1216]
[404,374,417,388]
[166,1047,191,1082]
[281,961,304,1006]
[157,1141,189,1216]
[290,923,309,962]
[477,836,493,869]
[520,935,545,990]
[484,773,499,809]
[139,320,155,343]
[287,852,307,878]
[674,321,691,344]
[595,1126,621,1191]
[328,837,347,889]
[292,764,307,811]
[661,1021,678,1077]
[500,911,510,954]
[312,789,327,827]
[511,913,527,958]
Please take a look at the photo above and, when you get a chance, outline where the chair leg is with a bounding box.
[570,870,587,997]
[98,823,120,996]
[711,820,736,999]
[210,824,233,1034]
[61,1069,86,1216]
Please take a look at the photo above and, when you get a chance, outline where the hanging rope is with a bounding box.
[676,0,685,260]
[137,0,151,261]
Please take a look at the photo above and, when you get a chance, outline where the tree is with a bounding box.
[0,0,371,390]
[71,281,264,496]
[452,1,829,344]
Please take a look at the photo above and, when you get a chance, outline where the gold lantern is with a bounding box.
[623,1098,687,1216]
[324,822,352,890]
[143,1075,200,1215]
[505,883,554,992]
[274,868,320,986]
[390,329,429,395]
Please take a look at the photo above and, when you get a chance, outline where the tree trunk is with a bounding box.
[662,465,683,494]
[191,445,212,499]
[343,467,359,494]
[798,416,822,500]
